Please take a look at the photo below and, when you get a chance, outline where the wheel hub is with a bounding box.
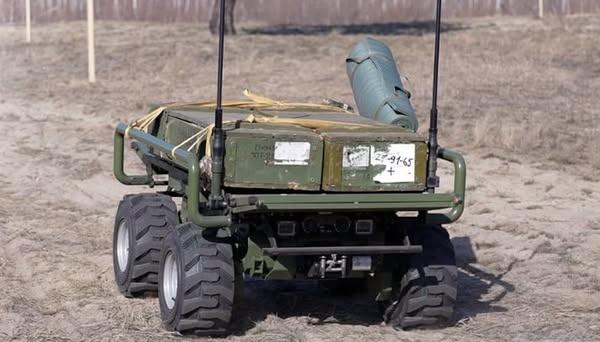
[116,220,129,272]
[163,251,178,309]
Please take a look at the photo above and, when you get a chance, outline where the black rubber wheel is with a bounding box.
[233,260,244,305]
[158,223,236,336]
[112,193,179,297]
[384,224,458,329]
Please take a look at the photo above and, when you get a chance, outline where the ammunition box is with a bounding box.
[154,107,426,192]
[319,127,427,192]
[223,123,323,191]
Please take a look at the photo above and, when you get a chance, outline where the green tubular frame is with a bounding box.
[428,147,466,224]
[114,123,231,228]
[114,124,465,227]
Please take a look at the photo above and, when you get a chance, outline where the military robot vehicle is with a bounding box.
[112,0,465,335]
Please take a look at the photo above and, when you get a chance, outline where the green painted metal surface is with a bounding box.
[224,126,323,191]
[114,123,466,222]
[154,107,429,191]
[230,192,457,212]
[113,102,466,228]
[320,127,427,192]
[113,123,231,228]
[242,235,296,279]
[347,37,419,130]
[426,148,466,224]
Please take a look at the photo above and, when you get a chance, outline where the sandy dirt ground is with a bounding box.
[0,15,599,342]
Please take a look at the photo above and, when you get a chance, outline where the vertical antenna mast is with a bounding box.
[215,0,226,121]
[210,0,227,207]
[427,0,442,191]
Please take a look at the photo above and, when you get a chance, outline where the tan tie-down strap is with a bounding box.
[124,90,373,159]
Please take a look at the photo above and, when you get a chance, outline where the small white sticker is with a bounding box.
[352,256,372,271]
[274,142,311,165]
[343,145,370,168]
[371,144,416,183]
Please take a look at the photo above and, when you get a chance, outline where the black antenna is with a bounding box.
[210,0,227,207]
[215,0,226,121]
[427,0,442,191]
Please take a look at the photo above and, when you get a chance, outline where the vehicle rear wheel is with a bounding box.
[159,223,236,336]
[383,224,458,329]
[234,260,244,305]
[112,193,178,297]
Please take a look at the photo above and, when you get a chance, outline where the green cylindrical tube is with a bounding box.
[346,37,418,131]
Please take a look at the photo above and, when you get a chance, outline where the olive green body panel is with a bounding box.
[224,126,323,191]
[150,106,429,192]
[153,109,205,168]
[319,128,427,192]
[243,239,296,279]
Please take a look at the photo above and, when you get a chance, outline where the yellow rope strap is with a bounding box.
[125,90,370,159]
[187,89,355,113]
[172,114,374,159]
[124,105,168,138]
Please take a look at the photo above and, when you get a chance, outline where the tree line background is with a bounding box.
[1,0,599,24]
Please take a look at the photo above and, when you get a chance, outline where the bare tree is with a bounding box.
[209,0,237,35]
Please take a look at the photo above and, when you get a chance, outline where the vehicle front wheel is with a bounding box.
[159,223,236,336]
[383,224,458,329]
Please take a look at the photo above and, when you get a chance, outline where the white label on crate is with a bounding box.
[371,144,416,183]
[343,145,370,168]
[274,142,311,165]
